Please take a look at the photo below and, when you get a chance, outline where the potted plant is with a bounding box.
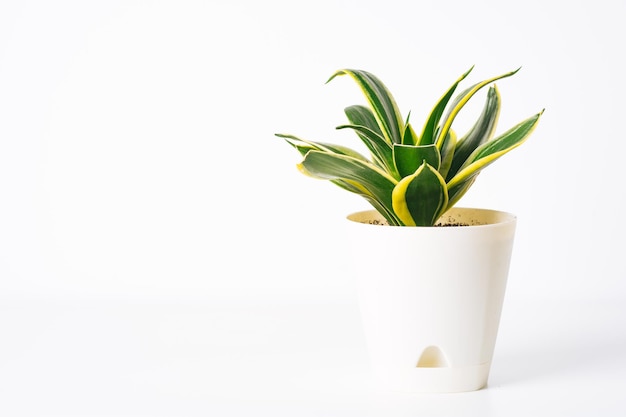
[276,66,543,392]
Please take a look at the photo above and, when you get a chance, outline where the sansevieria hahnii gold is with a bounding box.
[277,67,543,226]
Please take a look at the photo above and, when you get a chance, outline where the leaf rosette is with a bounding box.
[277,67,543,226]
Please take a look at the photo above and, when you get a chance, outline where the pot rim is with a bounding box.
[346,207,517,229]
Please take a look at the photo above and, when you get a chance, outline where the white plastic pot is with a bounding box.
[346,207,517,393]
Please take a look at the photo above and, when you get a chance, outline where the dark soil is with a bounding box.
[365,220,470,227]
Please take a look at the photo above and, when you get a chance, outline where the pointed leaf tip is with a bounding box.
[326,69,347,84]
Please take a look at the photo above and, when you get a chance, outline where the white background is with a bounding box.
[1,0,625,416]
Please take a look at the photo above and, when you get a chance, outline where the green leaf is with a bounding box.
[328,69,404,144]
[437,129,457,180]
[402,122,419,146]
[392,161,449,226]
[446,176,477,210]
[447,110,544,193]
[336,124,396,173]
[337,105,398,178]
[392,143,441,178]
[418,66,473,146]
[343,105,384,138]
[331,179,402,225]
[278,67,543,227]
[446,85,501,181]
[276,133,369,161]
[435,68,520,149]
[298,150,398,215]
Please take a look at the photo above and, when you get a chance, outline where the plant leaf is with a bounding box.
[437,129,457,180]
[447,110,544,194]
[392,161,449,226]
[435,68,520,149]
[446,85,501,181]
[343,104,384,137]
[336,124,396,173]
[276,133,369,161]
[298,150,398,215]
[328,69,404,144]
[418,66,473,146]
[446,176,477,210]
[337,105,398,178]
[402,122,419,146]
[392,143,441,178]
[331,179,402,225]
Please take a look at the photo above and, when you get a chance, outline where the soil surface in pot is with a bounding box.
[365,219,470,227]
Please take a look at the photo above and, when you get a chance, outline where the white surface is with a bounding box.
[1,0,625,415]
[1,296,625,416]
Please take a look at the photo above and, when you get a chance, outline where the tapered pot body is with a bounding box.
[346,207,517,392]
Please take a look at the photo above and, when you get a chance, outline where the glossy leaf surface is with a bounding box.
[392,162,448,226]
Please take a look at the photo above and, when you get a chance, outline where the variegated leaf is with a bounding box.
[336,124,396,175]
[298,150,398,214]
[392,143,441,178]
[337,105,398,178]
[402,121,419,146]
[446,176,477,210]
[435,68,520,149]
[331,179,402,225]
[419,66,473,146]
[446,85,501,181]
[343,105,384,137]
[328,69,404,145]
[276,133,369,161]
[447,110,544,195]
[437,129,457,180]
[392,161,448,226]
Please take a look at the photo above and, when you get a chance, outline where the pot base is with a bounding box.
[372,362,491,393]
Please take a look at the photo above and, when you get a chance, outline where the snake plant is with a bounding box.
[276,66,543,226]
